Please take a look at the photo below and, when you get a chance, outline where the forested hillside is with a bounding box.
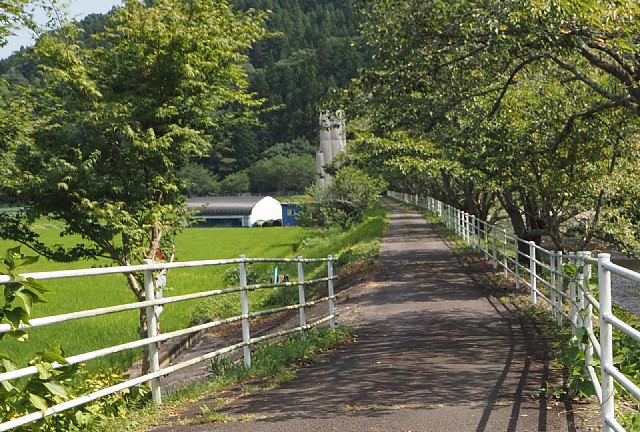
[0,0,365,194]
[235,0,362,147]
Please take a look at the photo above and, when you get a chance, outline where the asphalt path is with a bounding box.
[147,199,598,432]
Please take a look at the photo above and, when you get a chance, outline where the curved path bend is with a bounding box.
[149,199,597,432]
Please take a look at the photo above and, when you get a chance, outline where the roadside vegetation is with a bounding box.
[93,326,353,432]
[345,0,640,261]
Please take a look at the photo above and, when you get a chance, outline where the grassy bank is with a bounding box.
[1,204,388,372]
[93,326,354,432]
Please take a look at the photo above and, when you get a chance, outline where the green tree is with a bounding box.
[180,162,220,197]
[2,1,367,188]
[0,0,267,350]
[261,137,315,158]
[226,0,365,157]
[300,166,387,228]
[249,154,316,194]
[351,0,640,253]
[219,171,250,195]
[0,0,65,202]
[0,0,64,47]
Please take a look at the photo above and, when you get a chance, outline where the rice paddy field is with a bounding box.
[1,203,388,374]
[1,223,312,372]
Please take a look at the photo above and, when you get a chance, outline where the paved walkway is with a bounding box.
[148,199,598,432]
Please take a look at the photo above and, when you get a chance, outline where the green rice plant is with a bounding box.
[0,226,310,371]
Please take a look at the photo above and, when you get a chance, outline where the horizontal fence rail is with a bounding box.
[0,255,338,431]
[390,191,640,432]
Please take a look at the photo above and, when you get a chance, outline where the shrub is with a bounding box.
[299,167,387,228]
[0,248,149,431]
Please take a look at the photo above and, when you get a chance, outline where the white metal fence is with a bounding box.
[0,255,337,431]
[390,190,640,432]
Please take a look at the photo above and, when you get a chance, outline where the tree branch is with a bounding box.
[583,39,636,83]
[548,98,633,153]
[488,55,548,118]
[550,56,622,102]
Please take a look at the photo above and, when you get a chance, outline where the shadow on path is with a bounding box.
[147,199,597,432]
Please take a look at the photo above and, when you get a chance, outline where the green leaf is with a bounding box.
[28,393,49,414]
[20,277,51,293]
[13,290,32,316]
[3,308,23,329]
[0,353,18,373]
[1,379,16,393]
[42,381,70,399]
[10,255,39,269]
[10,330,28,342]
[34,363,51,380]
[40,346,68,365]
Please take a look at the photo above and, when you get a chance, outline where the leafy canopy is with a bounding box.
[0,0,268,296]
[350,0,640,252]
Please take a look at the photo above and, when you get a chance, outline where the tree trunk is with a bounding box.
[498,191,531,264]
[124,272,152,375]
[122,222,164,376]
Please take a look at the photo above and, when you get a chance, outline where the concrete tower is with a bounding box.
[316,110,346,185]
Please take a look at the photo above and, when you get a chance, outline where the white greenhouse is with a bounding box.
[186,196,283,227]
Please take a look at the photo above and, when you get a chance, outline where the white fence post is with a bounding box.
[576,252,590,330]
[297,257,307,337]
[529,241,537,303]
[464,213,470,244]
[239,255,251,368]
[514,238,520,291]
[569,252,578,331]
[503,230,508,278]
[470,215,476,250]
[582,254,594,369]
[598,253,614,432]
[557,251,563,327]
[550,251,557,319]
[483,221,489,260]
[327,255,336,329]
[491,226,497,269]
[143,259,161,404]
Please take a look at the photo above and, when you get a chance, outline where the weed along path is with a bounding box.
[148,199,597,432]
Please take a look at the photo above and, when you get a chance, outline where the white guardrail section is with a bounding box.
[0,255,338,431]
[389,191,640,432]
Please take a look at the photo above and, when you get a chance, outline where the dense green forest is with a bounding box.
[0,0,365,195]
